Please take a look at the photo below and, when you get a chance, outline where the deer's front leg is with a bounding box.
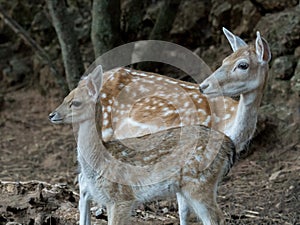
[176,192,190,225]
[79,173,91,225]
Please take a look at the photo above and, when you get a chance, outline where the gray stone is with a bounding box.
[271,55,296,80]
[2,58,31,85]
[291,59,300,92]
[255,0,299,12]
[255,5,300,57]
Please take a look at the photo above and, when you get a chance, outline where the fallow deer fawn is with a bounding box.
[95,51,239,142]
[49,65,236,225]
[49,29,271,224]
[177,28,271,224]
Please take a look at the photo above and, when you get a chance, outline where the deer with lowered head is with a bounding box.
[49,28,271,224]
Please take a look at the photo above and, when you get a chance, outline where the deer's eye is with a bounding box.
[237,62,249,70]
[71,101,82,107]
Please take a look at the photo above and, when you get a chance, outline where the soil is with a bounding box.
[0,88,299,225]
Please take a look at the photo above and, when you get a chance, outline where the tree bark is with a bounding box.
[91,0,121,58]
[149,0,181,40]
[47,0,84,90]
[123,0,144,41]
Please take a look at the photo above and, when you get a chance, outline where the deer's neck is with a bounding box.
[227,90,263,153]
[77,118,105,170]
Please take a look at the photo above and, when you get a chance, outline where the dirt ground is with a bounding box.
[0,88,299,225]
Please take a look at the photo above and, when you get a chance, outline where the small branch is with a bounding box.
[0,7,69,94]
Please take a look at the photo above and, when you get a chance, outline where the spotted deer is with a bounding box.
[99,67,239,143]
[49,64,236,225]
[49,29,271,224]
[97,62,238,143]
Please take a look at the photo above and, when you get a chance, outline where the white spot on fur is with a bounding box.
[163,110,174,116]
[203,115,211,126]
[107,106,112,112]
[118,83,125,89]
[102,128,113,140]
[103,112,108,119]
[197,108,207,115]
[103,119,109,126]
[166,79,178,84]
[197,98,203,104]
[101,93,107,99]
[213,114,220,123]
[223,114,231,120]
[138,85,148,93]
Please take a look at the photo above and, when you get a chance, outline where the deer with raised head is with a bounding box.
[49,64,236,225]
[176,29,271,224]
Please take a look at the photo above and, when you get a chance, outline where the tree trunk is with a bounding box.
[91,0,121,58]
[47,0,84,90]
[149,0,181,40]
[123,0,144,41]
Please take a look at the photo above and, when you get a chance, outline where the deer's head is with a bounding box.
[49,65,103,124]
[199,28,271,97]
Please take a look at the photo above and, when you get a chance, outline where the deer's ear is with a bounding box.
[223,27,247,52]
[255,31,271,64]
[86,65,103,101]
[90,65,103,90]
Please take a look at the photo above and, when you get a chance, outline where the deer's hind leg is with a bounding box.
[182,183,224,225]
[106,201,133,225]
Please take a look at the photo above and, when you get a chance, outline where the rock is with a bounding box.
[172,0,208,33]
[2,57,32,85]
[231,0,261,36]
[271,55,296,80]
[210,0,232,29]
[0,43,13,61]
[254,0,299,12]
[255,5,300,57]
[291,59,300,92]
[209,0,260,37]
[31,11,52,31]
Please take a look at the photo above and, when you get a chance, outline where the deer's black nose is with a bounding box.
[49,111,58,120]
[199,83,209,94]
